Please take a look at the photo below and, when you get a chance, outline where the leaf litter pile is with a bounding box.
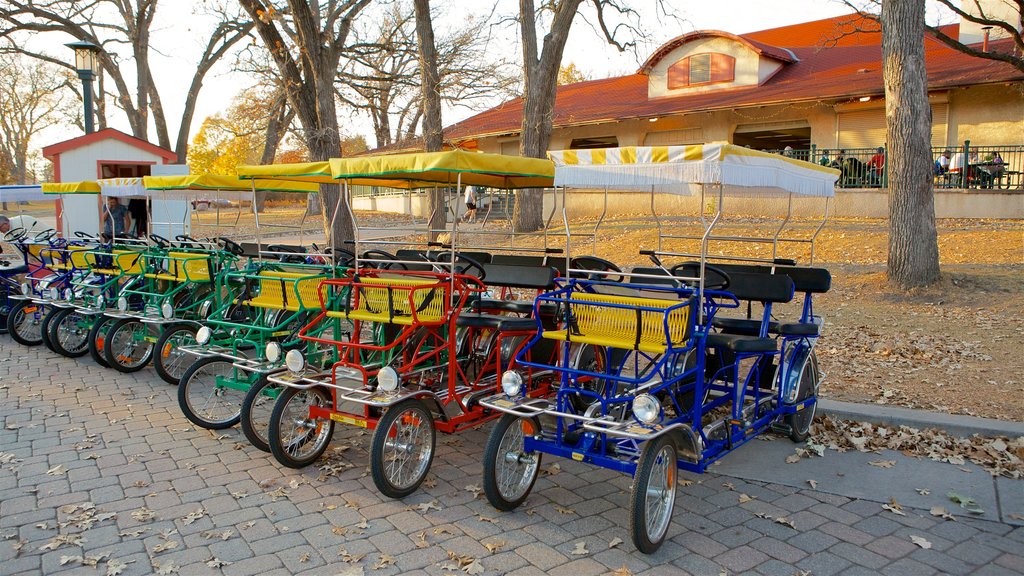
[799,416,1023,479]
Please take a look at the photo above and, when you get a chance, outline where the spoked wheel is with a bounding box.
[268,386,335,468]
[104,318,154,372]
[178,356,246,429]
[240,375,279,452]
[7,301,46,346]
[40,307,59,351]
[88,315,113,368]
[154,324,198,385]
[483,414,542,511]
[785,351,819,442]
[629,435,678,554]
[370,399,435,499]
[50,308,91,358]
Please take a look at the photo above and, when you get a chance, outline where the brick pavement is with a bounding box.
[1,339,1022,575]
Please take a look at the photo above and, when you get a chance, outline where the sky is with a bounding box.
[23,0,959,167]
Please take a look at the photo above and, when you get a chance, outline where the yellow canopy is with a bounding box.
[143,174,318,193]
[236,161,335,184]
[42,181,101,194]
[329,149,555,189]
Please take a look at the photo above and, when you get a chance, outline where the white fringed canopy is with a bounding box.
[549,143,838,197]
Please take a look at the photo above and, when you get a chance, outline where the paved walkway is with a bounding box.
[1,338,1021,576]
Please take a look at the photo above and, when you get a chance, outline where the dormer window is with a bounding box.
[668,53,736,89]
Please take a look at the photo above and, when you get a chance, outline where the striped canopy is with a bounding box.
[42,181,101,194]
[549,144,838,197]
[329,149,555,189]
[0,185,46,202]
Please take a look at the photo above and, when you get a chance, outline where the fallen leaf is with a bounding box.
[46,465,66,476]
[336,567,364,576]
[181,507,207,525]
[1008,513,1024,521]
[151,541,178,554]
[930,506,956,521]
[722,482,735,490]
[484,540,504,552]
[332,526,348,536]
[608,537,623,548]
[414,500,441,513]
[948,491,985,514]
[372,554,395,570]
[230,491,248,499]
[807,479,818,490]
[571,541,589,556]
[415,532,429,549]
[355,517,369,530]
[205,557,231,568]
[105,558,134,576]
[60,555,82,566]
[477,515,497,524]
[130,507,156,522]
[677,478,693,487]
[464,559,485,574]
[868,460,896,468]
[298,552,310,563]
[118,528,147,538]
[39,534,84,551]
[910,535,932,549]
[153,561,180,575]
[540,462,561,476]
[775,517,796,529]
[554,505,575,515]
[882,498,906,516]
[785,454,801,464]
[915,488,930,496]
[465,484,482,499]
[738,493,756,503]
[609,567,633,576]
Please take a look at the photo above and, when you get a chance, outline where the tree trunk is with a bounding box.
[514,0,584,233]
[255,97,294,213]
[882,0,940,288]
[414,0,446,240]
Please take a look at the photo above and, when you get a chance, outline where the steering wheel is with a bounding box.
[74,231,97,241]
[361,250,405,270]
[217,237,244,256]
[570,255,624,283]
[434,252,486,280]
[175,234,202,246]
[670,262,731,290]
[3,227,26,242]
[149,234,170,248]
[33,228,56,242]
[332,247,356,267]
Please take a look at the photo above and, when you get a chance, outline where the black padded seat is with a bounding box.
[491,254,545,267]
[476,299,557,315]
[706,333,777,353]
[455,312,536,331]
[712,317,780,336]
[777,322,820,336]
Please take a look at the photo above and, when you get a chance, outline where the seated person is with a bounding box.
[934,151,949,175]
[868,147,885,185]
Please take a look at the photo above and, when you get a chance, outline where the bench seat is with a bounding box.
[542,291,692,355]
[239,270,325,311]
[325,276,447,325]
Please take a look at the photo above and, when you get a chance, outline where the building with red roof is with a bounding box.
[443,13,1023,158]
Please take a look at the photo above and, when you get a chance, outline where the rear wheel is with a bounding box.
[40,307,59,351]
[88,315,113,368]
[629,435,678,554]
[785,351,819,442]
[178,356,245,429]
[154,324,198,385]
[7,301,45,346]
[240,375,279,452]
[483,414,542,511]
[370,399,435,499]
[104,318,154,372]
[50,308,91,358]
[268,386,335,468]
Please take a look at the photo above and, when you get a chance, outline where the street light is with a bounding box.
[65,40,101,134]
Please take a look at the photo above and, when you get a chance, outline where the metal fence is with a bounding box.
[764,142,1024,190]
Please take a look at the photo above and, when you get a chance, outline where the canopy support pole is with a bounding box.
[562,185,571,277]
[699,183,725,325]
[772,193,794,262]
[592,186,608,255]
[651,186,662,252]
[809,197,830,265]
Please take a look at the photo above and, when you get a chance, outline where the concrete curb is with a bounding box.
[819,398,1024,438]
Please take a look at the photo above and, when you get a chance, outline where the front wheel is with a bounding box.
[483,414,542,511]
[178,356,246,429]
[370,399,435,499]
[268,386,335,468]
[7,301,45,346]
[104,318,154,372]
[240,375,279,452]
[629,435,678,554]
[154,324,198,385]
[88,315,114,368]
[50,308,91,358]
[785,351,819,442]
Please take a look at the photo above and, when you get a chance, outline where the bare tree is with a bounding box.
[0,1,253,161]
[0,54,73,188]
[412,0,447,240]
[882,0,941,287]
[514,0,652,232]
[927,0,1024,73]
[238,0,372,245]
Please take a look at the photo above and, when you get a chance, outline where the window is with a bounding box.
[668,53,735,89]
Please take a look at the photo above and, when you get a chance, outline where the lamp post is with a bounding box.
[65,41,101,134]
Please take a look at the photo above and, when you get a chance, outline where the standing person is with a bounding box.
[102,197,130,239]
[128,199,148,237]
[463,185,478,224]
